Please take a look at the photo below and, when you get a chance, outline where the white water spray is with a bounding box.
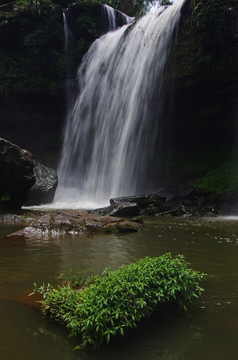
[55,0,185,209]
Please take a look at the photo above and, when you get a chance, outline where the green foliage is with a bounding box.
[194,0,226,30]
[191,162,238,194]
[0,0,109,97]
[192,0,230,56]
[29,282,53,299]
[0,194,11,202]
[0,0,160,97]
[77,14,96,29]
[31,254,205,349]
[58,269,86,289]
[0,1,65,96]
[14,0,53,16]
[0,194,12,210]
[175,0,237,77]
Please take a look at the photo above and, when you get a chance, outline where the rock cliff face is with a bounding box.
[170,0,238,184]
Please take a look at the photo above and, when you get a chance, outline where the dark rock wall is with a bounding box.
[169,0,238,182]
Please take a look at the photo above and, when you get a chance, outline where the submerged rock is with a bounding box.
[24,161,58,206]
[103,220,141,233]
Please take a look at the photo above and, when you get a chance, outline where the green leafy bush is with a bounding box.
[32,254,205,349]
[191,162,238,194]
[194,0,226,31]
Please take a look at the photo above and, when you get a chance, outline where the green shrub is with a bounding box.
[190,162,238,194]
[31,253,205,349]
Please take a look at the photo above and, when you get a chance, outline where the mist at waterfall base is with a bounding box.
[52,0,185,210]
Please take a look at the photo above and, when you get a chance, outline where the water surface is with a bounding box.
[0,216,238,359]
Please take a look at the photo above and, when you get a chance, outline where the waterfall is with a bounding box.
[103,4,134,31]
[62,9,74,110]
[103,4,117,31]
[63,10,69,51]
[55,0,185,208]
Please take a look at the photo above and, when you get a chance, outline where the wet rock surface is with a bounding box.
[165,185,238,217]
[110,194,167,209]
[90,194,171,217]
[89,201,141,217]
[24,161,58,206]
[9,209,142,237]
[0,138,59,209]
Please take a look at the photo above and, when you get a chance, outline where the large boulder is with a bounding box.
[89,194,171,217]
[89,201,141,217]
[110,194,169,212]
[24,161,58,206]
[0,137,35,209]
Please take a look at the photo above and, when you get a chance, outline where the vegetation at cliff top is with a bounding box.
[176,0,237,77]
[1,0,236,97]
[31,253,205,349]
[0,0,156,97]
[0,0,65,96]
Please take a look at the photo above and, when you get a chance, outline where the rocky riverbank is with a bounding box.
[3,190,238,239]
[1,209,142,237]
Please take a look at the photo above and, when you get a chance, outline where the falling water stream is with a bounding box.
[103,4,117,30]
[103,4,133,31]
[55,0,185,209]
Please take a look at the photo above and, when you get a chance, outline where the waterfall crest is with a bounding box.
[103,4,117,31]
[55,0,185,208]
[103,4,134,31]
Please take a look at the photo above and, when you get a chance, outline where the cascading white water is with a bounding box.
[103,4,117,31]
[103,4,134,31]
[62,9,74,111]
[63,11,69,51]
[55,0,185,208]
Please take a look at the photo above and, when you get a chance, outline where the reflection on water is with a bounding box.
[0,216,238,359]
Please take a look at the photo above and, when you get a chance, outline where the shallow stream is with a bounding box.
[0,216,238,359]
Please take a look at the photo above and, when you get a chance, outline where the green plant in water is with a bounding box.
[58,268,85,289]
[30,254,205,350]
[29,282,53,299]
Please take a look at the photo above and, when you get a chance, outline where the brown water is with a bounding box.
[0,216,238,359]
